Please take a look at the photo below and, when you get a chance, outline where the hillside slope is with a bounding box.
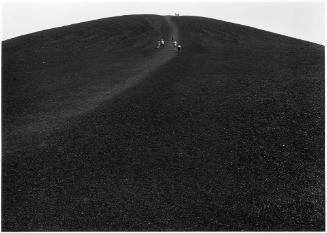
[2,15,324,231]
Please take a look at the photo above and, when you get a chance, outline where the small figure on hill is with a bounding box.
[173,40,178,48]
[177,44,182,53]
[160,39,165,47]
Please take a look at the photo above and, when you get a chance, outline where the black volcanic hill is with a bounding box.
[2,15,324,231]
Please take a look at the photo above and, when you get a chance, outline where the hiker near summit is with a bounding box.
[177,44,182,52]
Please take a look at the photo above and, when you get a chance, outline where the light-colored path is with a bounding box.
[4,16,180,152]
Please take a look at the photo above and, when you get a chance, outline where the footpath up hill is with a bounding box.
[3,15,172,141]
[2,15,324,231]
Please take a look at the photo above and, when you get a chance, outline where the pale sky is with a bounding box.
[1,0,325,44]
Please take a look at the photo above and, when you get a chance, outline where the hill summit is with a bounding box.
[2,15,324,231]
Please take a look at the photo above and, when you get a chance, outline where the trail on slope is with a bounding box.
[4,16,179,154]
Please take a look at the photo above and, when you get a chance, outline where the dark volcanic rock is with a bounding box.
[2,15,324,231]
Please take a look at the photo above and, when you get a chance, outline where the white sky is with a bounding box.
[1,0,325,44]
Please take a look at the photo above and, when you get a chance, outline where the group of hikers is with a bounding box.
[156,36,182,52]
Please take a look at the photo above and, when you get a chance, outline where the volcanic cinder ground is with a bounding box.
[2,15,325,231]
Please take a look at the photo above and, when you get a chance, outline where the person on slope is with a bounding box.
[177,44,182,53]
[160,39,165,47]
[173,40,178,49]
